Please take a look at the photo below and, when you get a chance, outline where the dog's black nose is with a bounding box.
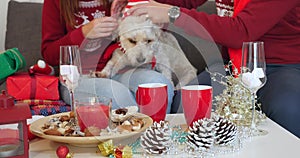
[137,57,146,63]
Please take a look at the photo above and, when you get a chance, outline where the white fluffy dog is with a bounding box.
[92,16,197,89]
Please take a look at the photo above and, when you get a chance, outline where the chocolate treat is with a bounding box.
[111,106,138,122]
[59,115,70,122]
[118,125,133,132]
[69,111,75,118]
[115,108,128,115]
[44,129,62,136]
[42,110,145,137]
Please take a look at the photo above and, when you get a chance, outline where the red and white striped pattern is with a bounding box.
[124,0,149,17]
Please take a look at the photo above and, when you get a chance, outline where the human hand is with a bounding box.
[82,16,118,39]
[111,0,128,18]
[128,0,172,24]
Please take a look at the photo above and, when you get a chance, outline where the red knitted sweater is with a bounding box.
[42,0,118,74]
[157,0,300,66]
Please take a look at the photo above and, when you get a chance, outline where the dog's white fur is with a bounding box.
[93,16,197,89]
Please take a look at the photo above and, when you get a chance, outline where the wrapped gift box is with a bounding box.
[6,73,59,100]
[17,99,70,116]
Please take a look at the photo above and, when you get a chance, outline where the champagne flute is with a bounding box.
[240,41,268,136]
[59,45,82,113]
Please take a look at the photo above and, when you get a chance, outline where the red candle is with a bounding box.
[76,104,110,132]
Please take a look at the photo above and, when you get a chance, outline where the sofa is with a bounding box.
[0,0,44,90]
[0,0,225,112]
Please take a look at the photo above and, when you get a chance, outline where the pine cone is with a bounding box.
[213,115,237,146]
[140,121,171,154]
[186,118,215,151]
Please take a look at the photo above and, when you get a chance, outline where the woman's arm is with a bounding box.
[131,0,299,49]
[42,0,118,66]
[41,0,85,66]
[175,0,300,48]
[155,0,207,9]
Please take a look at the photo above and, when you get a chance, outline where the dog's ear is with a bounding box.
[158,31,184,53]
[111,19,123,41]
[112,31,119,41]
[112,31,120,42]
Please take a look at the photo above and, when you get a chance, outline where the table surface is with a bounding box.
[29,114,300,158]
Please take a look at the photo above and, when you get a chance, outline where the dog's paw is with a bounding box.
[89,71,109,78]
[89,71,97,78]
[95,71,109,78]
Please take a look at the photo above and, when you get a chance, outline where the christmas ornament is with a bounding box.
[97,140,133,158]
[115,145,133,158]
[98,140,115,156]
[186,118,215,151]
[56,145,71,158]
[115,146,123,158]
[29,59,55,75]
[213,115,237,146]
[140,121,171,154]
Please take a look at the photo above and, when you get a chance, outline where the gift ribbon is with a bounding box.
[98,140,133,158]
[29,75,37,99]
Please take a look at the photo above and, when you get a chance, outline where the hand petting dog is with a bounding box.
[91,15,197,89]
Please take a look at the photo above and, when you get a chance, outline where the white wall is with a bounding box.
[0,0,43,51]
[0,0,10,51]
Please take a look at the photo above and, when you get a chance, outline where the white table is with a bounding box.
[29,114,300,158]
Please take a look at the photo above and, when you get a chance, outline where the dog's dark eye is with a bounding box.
[128,38,136,44]
[146,40,153,43]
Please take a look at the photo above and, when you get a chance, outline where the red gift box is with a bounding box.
[6,73,59,100]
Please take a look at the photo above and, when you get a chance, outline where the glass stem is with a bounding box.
[251,92,256,129]
[70,90,75,113]
[69,89,79,126]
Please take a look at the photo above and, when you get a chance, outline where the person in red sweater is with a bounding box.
[42,0,174,112]
[129,0,300,138]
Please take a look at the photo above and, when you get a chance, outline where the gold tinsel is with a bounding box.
[208,63,266,126]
